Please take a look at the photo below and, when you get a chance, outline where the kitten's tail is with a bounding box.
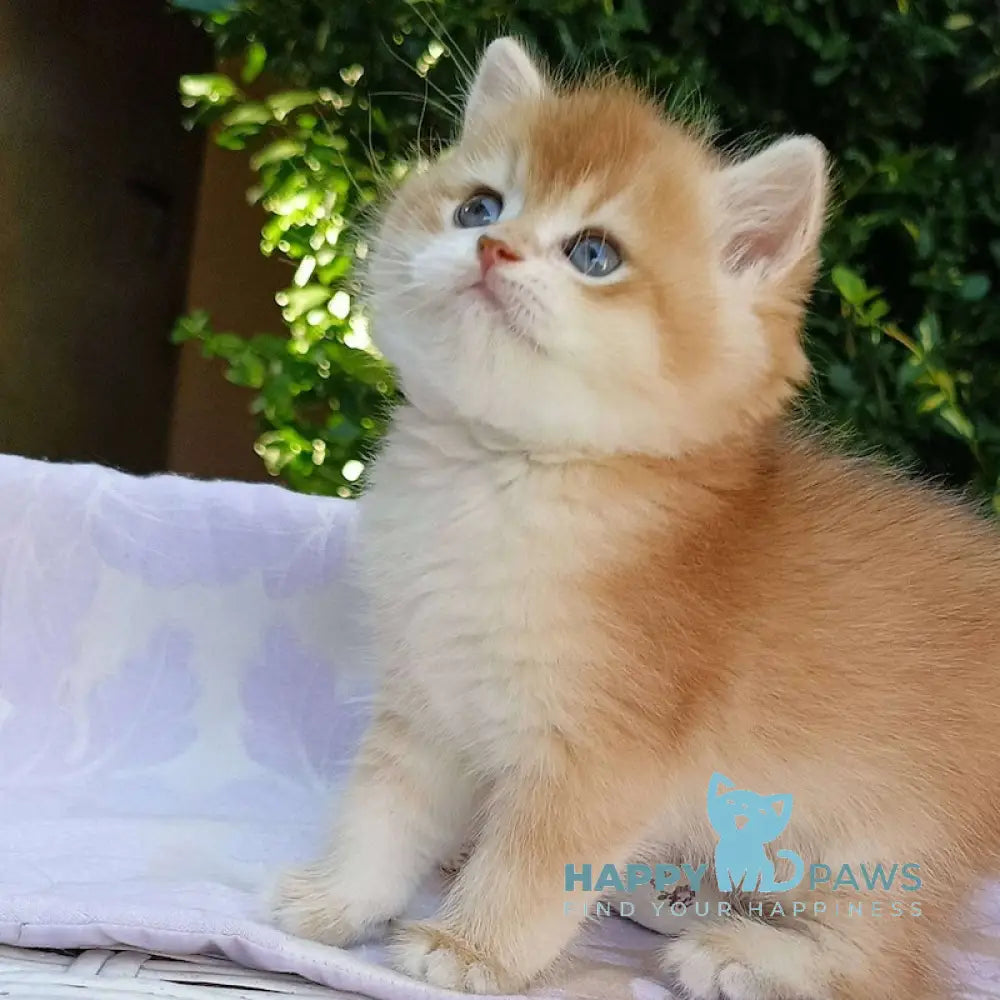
[771,850,805,892]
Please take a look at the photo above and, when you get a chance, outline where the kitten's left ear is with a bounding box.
[463,37,545,132]
[714,136,828,284]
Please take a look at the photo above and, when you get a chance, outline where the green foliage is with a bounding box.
[173,0,1000,503]
[173,309,391,495]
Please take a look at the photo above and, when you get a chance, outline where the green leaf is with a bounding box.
[917,314,941,350]
[939,405,976,441]
[944,13,974,30]
[831,264,868,307]
[251,139,305,168]
[827,363,861,398]
[282,285,331,319]
[958,273,991,301]
[226,352,268,389]
[268,91,319,119]
[242,41,268,83]
[916,391,946,415]
[179,73,240,102]
[215,129,250,150]
[171,310,212,344]
[618,0,650,31]
[968,66,1000,92]
[222,102,273,126]
[812,63,845,86]
[866,299,890,322]
[201,332,247,358]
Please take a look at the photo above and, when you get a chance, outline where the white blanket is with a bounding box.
[0,455,997,999]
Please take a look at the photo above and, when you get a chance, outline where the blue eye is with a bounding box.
[455,190,503,228]
[564,230,623,277]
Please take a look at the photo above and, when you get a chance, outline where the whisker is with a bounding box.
[406,2,477,86]
[376,33,465,122]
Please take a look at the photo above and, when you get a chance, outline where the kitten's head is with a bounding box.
[707,772,793,843]
[368,38,828,457]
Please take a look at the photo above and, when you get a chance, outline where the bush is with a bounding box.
[172,0,1000,506]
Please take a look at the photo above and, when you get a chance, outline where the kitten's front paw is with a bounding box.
[660,929,767,1000]
[390,922,526,994]
[273,864,390,947]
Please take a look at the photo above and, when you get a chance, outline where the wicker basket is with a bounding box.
[0,945,363,1000]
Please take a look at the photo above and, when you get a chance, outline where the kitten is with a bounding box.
[274,37,1000,1000]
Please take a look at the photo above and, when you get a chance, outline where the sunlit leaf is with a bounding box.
[916,391,946,415]
[179,73,240,102]
[939,405,976,441]
[242,40,268,83]
[223,102,273,126]
[268,91,320,119]
[251,139,306,168]
[944,13,974,30]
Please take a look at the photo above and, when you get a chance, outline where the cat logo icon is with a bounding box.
[708,772,805,893]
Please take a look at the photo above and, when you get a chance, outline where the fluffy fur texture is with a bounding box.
[274,38,1000,999]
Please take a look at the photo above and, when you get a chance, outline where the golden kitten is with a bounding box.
[275,38,1000,999]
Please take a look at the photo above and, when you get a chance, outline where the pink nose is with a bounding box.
[478,235,522,277]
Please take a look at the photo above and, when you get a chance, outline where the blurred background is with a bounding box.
[2,1,998,503]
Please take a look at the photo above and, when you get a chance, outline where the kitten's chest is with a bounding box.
[358,431,600,759]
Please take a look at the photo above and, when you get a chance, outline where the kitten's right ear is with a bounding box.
[709,772,735,798]
[463,37,545,132]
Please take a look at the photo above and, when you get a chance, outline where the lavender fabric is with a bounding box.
[0,454,997,1000]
